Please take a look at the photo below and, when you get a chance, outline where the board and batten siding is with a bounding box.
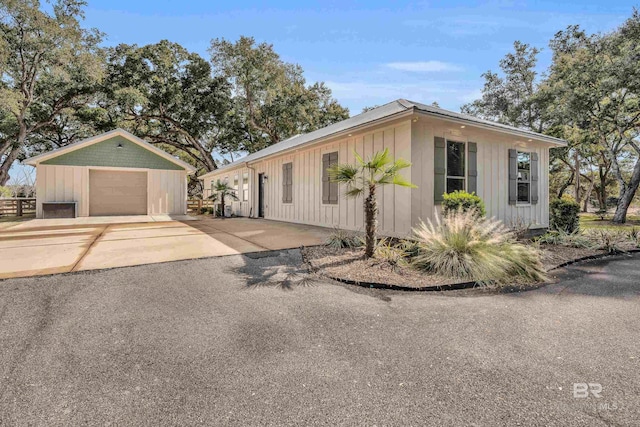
[255,119,412,236]
[203,116,554,234]
[204,119,413,236]
[411,117,551,228]
[35,164,187,217]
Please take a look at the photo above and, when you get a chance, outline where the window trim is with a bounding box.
[445,139,467,194]
[516,151,532,205]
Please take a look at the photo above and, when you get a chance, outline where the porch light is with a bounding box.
[116,143,123,148]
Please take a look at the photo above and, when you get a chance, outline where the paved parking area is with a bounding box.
[0,252,637,425]
[0,217,331,279]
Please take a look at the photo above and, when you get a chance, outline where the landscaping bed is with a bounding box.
[303,239,638,291]
[303,245,460,289]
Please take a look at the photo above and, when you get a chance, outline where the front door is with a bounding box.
[258,173,265,218]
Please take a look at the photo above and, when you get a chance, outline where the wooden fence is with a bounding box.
[187,199,215,213]
[0,198,36,217]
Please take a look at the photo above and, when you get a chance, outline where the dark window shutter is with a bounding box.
[530,152,539,204]
[282,163,286,203]
[508,149,518,205]
[468,142,478,195]
[329,152,339,203]
[322,154,330,203]
[434,137,446,203]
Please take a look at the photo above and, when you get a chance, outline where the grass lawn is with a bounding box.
[580,213,640,230]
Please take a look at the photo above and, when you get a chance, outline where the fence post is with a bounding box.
[16,199,22,217]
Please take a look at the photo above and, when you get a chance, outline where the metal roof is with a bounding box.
[200,99,566,178]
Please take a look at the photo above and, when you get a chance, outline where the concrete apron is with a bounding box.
[0,217,331,280]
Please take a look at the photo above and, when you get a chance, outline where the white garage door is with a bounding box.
[89,170,147,216]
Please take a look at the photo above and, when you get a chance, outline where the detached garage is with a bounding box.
[25,129,196,219]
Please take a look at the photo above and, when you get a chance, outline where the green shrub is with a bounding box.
[373,238,408,271]
[549,196,580,233]
[537,230,593,248]
[199,207,214,215]
[398,238,421,259]
[411,210,546,286]
[326,228,363,249]
[442,190,486,217]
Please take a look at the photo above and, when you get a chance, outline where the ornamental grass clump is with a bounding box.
[325,228,363,249]
[411,209,546,286]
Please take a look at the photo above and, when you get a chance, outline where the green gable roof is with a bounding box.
[41,136,185,171]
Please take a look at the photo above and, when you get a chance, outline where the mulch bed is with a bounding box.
[302,243,633,291]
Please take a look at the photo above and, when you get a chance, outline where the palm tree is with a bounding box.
[208,180,238,218]
[329,148,416,257]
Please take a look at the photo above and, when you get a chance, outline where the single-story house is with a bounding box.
[199,99,566,236]
[25,129,196,219]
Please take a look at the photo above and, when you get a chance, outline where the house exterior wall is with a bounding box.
[204,119,414,236]
[411,116,551,229]
[202,114,554,235]
[204,166,253,217]
[35,164,187,218]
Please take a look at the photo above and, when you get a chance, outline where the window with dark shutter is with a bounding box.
[322,152,338,204]
[516,151,531,204]
[282,162,293,203]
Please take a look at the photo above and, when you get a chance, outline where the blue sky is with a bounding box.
[7,0,637,183]
[82,0,634,113]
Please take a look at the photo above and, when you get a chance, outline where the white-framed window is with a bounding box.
[242,172,249,201]
[446,140,466,193]
[517,151,531,204]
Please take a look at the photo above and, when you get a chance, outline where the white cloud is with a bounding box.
[324,80,481,112]
[385,61,463,72]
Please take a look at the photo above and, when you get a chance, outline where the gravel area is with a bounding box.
[303,246,458,288]
[303,243,620,288]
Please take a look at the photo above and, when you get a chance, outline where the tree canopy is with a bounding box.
[463,10,640,223]
[0,3,349,193]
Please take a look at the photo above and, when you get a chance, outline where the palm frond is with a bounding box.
[366,147,391,172]
[329,163,359,184]
[391,174,418,188]
[345,186,364,198]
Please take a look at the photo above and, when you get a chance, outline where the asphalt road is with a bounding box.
[0,251,638,426]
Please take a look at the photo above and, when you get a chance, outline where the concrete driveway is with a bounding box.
[0,217,331,279]
[0,252,637,426]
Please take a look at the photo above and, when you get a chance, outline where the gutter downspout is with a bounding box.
[245,162,257,218]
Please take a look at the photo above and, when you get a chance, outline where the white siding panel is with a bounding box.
[202,116,554,235]
[35,165,187,218]
[413,117,552,229]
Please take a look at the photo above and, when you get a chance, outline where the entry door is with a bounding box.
[258,173,265,218]
[89,170,147,216]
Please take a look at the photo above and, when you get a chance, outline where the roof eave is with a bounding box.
[414,110,567,146]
